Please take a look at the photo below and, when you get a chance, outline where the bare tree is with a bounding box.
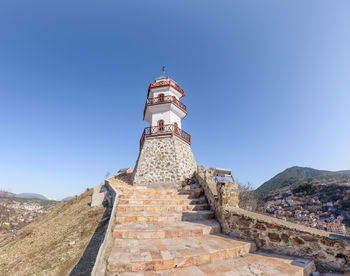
[238,182,257,211]
[0,204,10,229]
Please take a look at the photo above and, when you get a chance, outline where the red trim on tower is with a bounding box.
[147,80,185,99]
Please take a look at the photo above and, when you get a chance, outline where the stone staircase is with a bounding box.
[108,180,315,275]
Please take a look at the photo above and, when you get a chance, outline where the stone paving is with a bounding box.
[117,253,313,276]
[113,220,221,239]
[107,174,315,275]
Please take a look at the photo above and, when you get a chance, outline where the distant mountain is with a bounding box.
[61,196,74,201]
[255,166,350,200]
[16,193,49,200]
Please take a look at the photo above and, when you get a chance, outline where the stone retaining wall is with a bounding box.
[195,165,239,222]
[132,136,197,189]
[195,165,350,272]
[91,179,119,276]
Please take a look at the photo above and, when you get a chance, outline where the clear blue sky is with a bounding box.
[1,1,350,200]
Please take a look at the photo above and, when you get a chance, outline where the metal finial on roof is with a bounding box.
[162,65,166,76]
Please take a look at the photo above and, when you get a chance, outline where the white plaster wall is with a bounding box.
[151,110,182,127]
[170,111,182,128]
[151,111,171,126]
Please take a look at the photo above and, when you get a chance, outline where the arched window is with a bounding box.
[158,119,165,131]
[158,93,165,102]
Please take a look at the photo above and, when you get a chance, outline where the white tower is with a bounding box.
[132,75,197,189]
[143,75,187,131]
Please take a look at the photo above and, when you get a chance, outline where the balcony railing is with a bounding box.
[148,95,187,112]
[148,80,185,98]
[140,124,191,147]
[143,95,187,118]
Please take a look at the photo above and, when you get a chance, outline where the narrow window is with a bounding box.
[158,119,165,131]
[158,93,164,102]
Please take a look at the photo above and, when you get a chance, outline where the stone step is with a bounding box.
[115,210,215,223]
[108,234,255,273]
[118,193,201,200]
[116,187,176,193]
[178,188,203,198]
[116,204,210,213]
[118,197,207,206]
[112,220,221,239]
[117,252,315,276]
[117,187,203,196]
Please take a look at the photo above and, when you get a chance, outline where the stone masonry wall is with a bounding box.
[132,136,197,189]
[173,136,197,182]
[195,165,350,272]
[195,166,218,215]
[195,165,239,221]
[221,207,350,272]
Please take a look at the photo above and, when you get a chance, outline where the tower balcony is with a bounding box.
[140,124,191,147]
[143,95,187,120]
[148,79,185,98]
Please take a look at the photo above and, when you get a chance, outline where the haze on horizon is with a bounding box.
[1,0,350,199]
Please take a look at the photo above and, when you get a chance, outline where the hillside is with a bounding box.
[15,193,49,200]
[0,189,105,276]
[255,166,350,200]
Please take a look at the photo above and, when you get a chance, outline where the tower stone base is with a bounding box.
[132,136,197,189]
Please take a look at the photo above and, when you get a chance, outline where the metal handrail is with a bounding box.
[139,124,191,147]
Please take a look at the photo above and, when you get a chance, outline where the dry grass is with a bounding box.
[0,189,105,276]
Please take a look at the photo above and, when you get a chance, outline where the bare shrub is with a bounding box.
[105,171,111,179]
[18,228,33,240]
[238,182,257,211]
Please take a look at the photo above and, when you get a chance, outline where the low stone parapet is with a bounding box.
[221,207,350,272]
[195,165,239,223]
[91,179,119,276]
[195,165,350,272]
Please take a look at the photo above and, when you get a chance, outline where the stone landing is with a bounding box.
[107,175,315,275]
[132,136,197,189]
